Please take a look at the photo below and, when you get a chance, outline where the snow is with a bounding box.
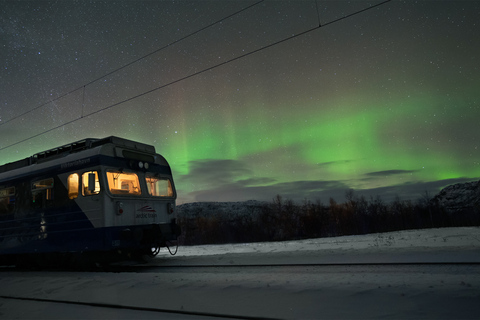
[156,226,480,266]
[170,226,480,257]
[1,227,480,319]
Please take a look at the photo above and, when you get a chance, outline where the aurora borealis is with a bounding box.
[1,1,479,204]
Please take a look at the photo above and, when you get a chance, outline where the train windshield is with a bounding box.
[145,173,174,197]
[106,170,142,195]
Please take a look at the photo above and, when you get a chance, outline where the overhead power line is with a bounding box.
[0,0,392,154]
[0,0,266,126]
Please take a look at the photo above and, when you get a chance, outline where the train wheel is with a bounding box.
[135,247,159,263]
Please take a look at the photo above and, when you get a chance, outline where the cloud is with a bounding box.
[341,177,479,203]
[177,159,251,186]
[175,158,480,205]
[317,159,355,167]
[179,171,352,204]
[236,177,277,186]
[365,169,418,177]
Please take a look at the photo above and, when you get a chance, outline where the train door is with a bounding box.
[64,170,104,228]
[31,178,54,240]
[76,170,104,229]
[0,186,15,242]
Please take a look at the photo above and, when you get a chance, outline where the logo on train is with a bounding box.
[137,205,156,212]
[136,205,157,218]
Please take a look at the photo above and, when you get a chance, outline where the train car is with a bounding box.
[0,136,180,267]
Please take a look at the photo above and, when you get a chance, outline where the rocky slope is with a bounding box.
[432,179,480,212]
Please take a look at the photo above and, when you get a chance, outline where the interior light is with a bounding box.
[144,163,149,169]
[138,161,144,169]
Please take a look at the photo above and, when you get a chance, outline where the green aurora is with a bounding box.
[1,1,479,203]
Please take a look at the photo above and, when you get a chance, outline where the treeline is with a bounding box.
[177,192,480,245]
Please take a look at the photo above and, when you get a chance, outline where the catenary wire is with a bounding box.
[0,0,266,127]
[0,0,392,154]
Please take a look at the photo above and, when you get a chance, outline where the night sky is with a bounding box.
[1,1,479,204]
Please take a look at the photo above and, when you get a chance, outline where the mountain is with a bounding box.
[432,179,480,213]
[177,180,480,218]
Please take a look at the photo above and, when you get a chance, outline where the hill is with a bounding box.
[432,179,480,213]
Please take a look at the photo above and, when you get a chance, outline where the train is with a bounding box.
[0,136,180,267]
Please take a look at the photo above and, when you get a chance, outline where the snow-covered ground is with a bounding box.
[155,226,480,265]
[1,227,480,319]
[176,226,480,255]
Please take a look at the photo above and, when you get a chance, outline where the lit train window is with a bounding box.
[67,173,79,199]
[146,174,173,197]
[106,171,141,196]
[0,187,15,215]
[32,178,54,200]
[82,171,100,196]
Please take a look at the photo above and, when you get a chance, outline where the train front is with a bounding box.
[99,147,180,260]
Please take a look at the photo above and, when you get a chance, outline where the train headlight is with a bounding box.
[116,202,124,215]
[137,161,149,170]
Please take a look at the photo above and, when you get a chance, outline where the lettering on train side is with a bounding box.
[60,158,91,169]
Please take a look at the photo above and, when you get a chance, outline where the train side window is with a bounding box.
[0,187,15,215]
[32,178,54,201]
[67,173,79,199]
[82,171,100,196]
[145,174,174,197]
[106,171,141,195]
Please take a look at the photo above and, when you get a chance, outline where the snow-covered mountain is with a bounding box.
[432,179,480,212]
[177,179,480,218]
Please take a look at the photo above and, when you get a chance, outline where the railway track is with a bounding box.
[102,261,480,273]
[2,260,479,273]
[0,295,281,320]
[2,260,479,319]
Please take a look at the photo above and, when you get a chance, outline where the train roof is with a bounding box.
[0,136,157,174]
